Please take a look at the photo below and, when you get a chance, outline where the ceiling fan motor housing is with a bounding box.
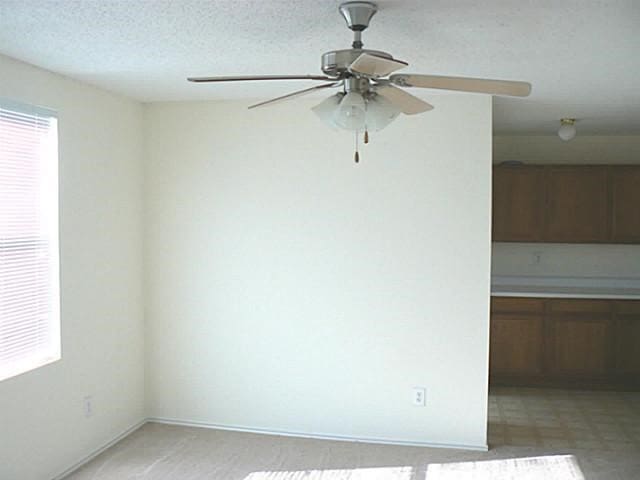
[321,49,392,77]
[188,0,531,116]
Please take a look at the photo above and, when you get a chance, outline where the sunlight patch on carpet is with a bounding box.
[245,466,413,479]
[426,454,584,480]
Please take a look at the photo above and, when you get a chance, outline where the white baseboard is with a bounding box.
[148,416,489,452]
[51,419,147,480]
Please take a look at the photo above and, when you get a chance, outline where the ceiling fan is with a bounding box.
[188,1,531,162]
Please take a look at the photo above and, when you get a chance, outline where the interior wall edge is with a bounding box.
[50,420,147,480]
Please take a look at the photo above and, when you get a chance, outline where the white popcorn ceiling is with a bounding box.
[1,0,639,134]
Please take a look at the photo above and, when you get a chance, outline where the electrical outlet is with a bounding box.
[412,387,426,406]
[83,395,93,418]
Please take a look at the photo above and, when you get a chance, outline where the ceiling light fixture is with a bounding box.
[312,91,401,132]
[312,90,402,162]
[334,91,367,131]
[188,1,531,163]
[558,118,577,141]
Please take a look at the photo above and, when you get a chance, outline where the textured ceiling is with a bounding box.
[1,0,639,135]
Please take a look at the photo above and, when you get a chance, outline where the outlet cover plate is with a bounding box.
[412,387,426,406]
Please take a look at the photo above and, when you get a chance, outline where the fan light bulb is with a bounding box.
[333,92,366,131]
[558,118,577,141]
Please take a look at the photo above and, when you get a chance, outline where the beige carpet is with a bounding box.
[244,466,414,479]
[65,422,640,479]
[426,454,584,479]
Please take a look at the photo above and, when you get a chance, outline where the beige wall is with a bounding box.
[494,135,640,165]
[0,55,145,480]
[144,96,493,449]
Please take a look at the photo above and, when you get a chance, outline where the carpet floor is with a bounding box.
[65,387,640,480]
[64,422,640,480]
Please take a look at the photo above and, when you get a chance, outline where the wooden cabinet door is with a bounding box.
[548,300,613,376]
[544,167,609,242]
[550,318,612,374]
[493,166,544,241]
[615,301,640,374]
[490,313,544,375]
[611,166,640,243]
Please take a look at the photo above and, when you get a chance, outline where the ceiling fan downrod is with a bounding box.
[339,1,378,49]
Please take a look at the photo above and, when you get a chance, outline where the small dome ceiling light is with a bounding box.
[558,118,577,141]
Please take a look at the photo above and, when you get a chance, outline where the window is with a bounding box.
[0,99,60,382]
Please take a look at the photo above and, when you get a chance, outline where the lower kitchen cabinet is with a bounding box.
[615,301,640,374]
[491,314,544,375]
[548,299,614,377]
[490,298,544,375]
[490,297,640,390]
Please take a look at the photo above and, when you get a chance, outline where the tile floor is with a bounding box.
[488,387,640,451]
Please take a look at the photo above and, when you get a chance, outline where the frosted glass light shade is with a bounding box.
[311,93,343,128]
[313,91,401,133]
[558,123,576,141]
[365,94,401,131]
[558,119,577,141]
[333,92,366,131]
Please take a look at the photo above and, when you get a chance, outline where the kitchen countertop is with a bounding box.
[491,284,640,299]
[491,275,640,300]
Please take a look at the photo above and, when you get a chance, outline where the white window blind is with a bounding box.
[0,99,60,382]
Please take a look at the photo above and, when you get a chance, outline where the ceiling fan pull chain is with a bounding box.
[364,130,369,144]
[354,132,360,163]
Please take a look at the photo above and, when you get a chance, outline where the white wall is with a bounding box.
[492,135,640,284]
[0,55,145,480]
[144,95,493,448]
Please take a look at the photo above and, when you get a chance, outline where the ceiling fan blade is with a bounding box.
[248,82,340,110]
[375,85,433,115]
[348,53,408,78]
[188,75,335,83]
[390,74,531,97]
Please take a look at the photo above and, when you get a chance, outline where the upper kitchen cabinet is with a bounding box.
[492,164,640,244]
[611,166,640,243]
[544,166,609,242]
[493,166,544,241]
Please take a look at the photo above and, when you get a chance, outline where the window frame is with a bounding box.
[0,97,61,382]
